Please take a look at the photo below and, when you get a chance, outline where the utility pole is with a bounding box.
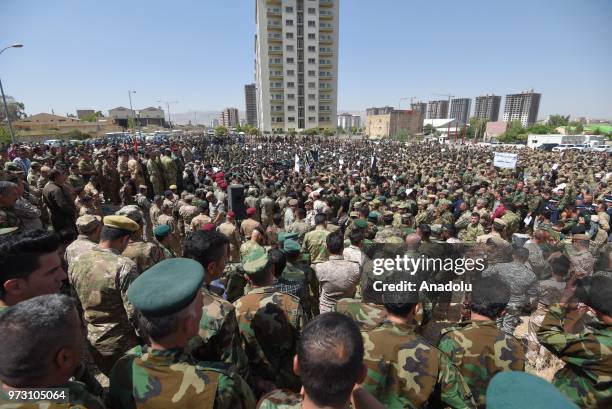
[128,90,136,136]
[0,43,24,143]
[157,100,179,129]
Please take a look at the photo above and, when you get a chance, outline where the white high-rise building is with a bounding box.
[502,91,541,127]
[255,0,339,133]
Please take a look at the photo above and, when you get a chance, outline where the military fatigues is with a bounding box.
[109,345,256,409]
[438,320,526,408]
[315,255,361,313]
[122,239,165,275]
[188,287,250,382]
[160,155,177,189]
[334,298,387,331]
[537,304,612,408]
[64,235,97,266]
[301,227,330,265]
[233,286,304,392]
[482,261,537,334]
[362,320,475,409]
[257,389,301,409]
[68,247,140,375]
[147,157,165,196]
[0,380,105,409]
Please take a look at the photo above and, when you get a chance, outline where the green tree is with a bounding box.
[499,120,527,142]
[527,123,556,134]
[547,114,570,127]
[214,125,229,137]
[423,124,436,135]
[305,128,318,136]
[0,99,26,122]
[67,129,90,140]
[394,131,410,141]
[0,125,13,144]
[351,126,358,134]
[592,127,602,135]
[288,128,297,137]
[323,128,335,137]
[82,113,98,122]
[336,126,344,134]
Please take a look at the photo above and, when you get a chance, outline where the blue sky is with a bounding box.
[2,0,611,119]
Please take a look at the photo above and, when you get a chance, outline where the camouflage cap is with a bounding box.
[282,239,301,254]
[486,372,577,409]
[76,214,102,233]
[242,247,269,276]
[128,258,204,317]
[349,211,359,218]
[397,203,407,209]
[116,205,144,225]
[103,215,139,232]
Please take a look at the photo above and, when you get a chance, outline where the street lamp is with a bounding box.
[0,43,23,144]
[127,90,137,135]
[157,100,179,129]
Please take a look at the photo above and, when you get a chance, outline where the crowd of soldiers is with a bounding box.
[0,135,611,408]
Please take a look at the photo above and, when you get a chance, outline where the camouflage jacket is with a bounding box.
[122,239,165,275]
[188,286,250,383]
[233,286,304,392]
[68,247,140,372]
[257,389,301,408]
[438,320,525,408]
[0,380,105,409]
[301,228,330,264]
[537,304,612,408]
[0,205,21,229]
[109,346,256,409]
[362,320,475,409]
[64,235,97,266]
[335,298,387,331]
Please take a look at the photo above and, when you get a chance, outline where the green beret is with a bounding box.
[354,219,368,229]
[153,224,171,237]
[243,248,269,275]
[368,211,380,220]
[282,239,301,254]
[486,372,578,409]
[278,232,299,242]
[103,215,139,232]
[128,258,204,317]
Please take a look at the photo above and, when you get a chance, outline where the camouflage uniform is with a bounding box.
[335,298,387,331]
[257,389,301,408]
[0,205,22,229]
[459,222,484,242]
[122,238,165,275]
[109,345,256,409]
[501,210,520,237]
[188,287,250,382]
[160,155,177,188]
[315,255,360,313]
[64,234,97,265]
[219,221,241,263]
[147,157,165,196]
[233,286,304,392]
[482,261,537,334]
[438,320,526,408]
[537,304,612,408]
[240,241,265,260]
[373,225,405,244]
[68,247,140,375]
[0,380,105,409]
[285,219,311,242]
[301,227,330,265]
[362,321,475,409]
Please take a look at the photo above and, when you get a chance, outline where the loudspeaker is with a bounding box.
[227,184,246,220]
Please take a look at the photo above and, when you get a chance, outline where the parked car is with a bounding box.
[537,143,559,151]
